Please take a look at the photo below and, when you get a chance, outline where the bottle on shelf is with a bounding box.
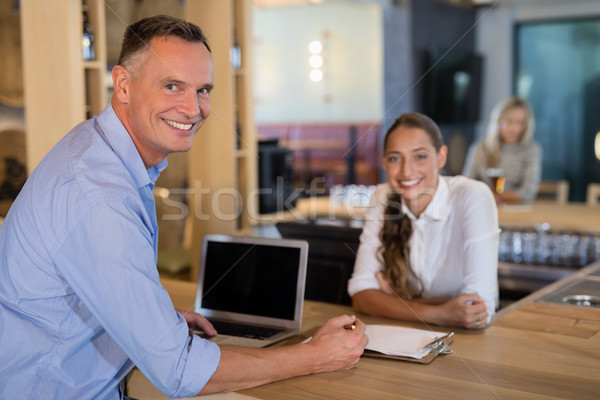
[82,4,95,61]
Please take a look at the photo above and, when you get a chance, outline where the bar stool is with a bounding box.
[536,180,569,204]
[586,183,600,205]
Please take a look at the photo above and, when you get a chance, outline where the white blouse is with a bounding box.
[347,175,499,320]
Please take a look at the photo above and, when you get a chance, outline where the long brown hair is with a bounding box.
[379,113,443,299]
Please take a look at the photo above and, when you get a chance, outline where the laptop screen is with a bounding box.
[200,238,303,321]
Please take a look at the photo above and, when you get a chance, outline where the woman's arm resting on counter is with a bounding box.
[352,289,488,329]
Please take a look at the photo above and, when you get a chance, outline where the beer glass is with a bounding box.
[486,168,505,194]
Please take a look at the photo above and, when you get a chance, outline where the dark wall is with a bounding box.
[516,18,600,202]
[410,0,477,113]
[382,3,413,143]
[584,75,600,189]
[382,0,479,178]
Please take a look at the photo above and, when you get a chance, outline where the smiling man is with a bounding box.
[0,15,367,399]
[112,25,214,167]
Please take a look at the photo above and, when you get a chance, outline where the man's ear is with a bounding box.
[112,65,130,104]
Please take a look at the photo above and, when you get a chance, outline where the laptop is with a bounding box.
[194,234,308,348]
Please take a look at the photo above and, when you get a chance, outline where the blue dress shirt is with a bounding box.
[0,105,220,399]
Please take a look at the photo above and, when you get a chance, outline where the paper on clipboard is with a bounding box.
[365,325,451,359]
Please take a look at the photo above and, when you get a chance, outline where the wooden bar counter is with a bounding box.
[128,262,600,399]
[497,201,600,234]
[254,196,600,234]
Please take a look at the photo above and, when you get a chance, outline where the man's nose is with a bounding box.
[179,90,202,118]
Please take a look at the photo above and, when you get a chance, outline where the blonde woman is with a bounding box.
[462,96,542,203]
[348,113,499,329]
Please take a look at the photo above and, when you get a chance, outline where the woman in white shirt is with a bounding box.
[348,113,499,329]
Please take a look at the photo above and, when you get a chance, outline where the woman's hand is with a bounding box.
[435,294,488,329]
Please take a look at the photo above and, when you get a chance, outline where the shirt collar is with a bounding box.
[96,105,168,188]
[401,176,450,221]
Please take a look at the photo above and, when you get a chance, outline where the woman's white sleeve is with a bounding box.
[347,185,387,297]
[460,181,500,321]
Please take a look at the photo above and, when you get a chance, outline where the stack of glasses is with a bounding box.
[498,223,600,268]
[330,184,377,208]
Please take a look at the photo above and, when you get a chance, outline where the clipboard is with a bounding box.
[362,332,454,364]
[294,326,454,364]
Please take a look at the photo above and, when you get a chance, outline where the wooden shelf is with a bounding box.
[234,67,248,76]
[21,0,107,172]
[84,0,107,118]
[185,0,258,281]
[83,60,105,69]
[22,1,256,285]
[235,149,253,158]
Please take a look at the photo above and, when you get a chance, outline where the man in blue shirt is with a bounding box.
[0,15,367,399]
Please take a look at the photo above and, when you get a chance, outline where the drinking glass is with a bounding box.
[522,231,537,264]
[535,223,552,265]
[498,230,512,262]
[486,168,505,194]
[577,236,592,267]
[511,231,523,263]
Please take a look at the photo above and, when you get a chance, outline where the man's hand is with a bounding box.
[177,309,217,336]
[198,314,368,395]
[305,314,369,373]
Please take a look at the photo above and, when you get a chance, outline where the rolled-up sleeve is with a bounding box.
[53,200,220,398]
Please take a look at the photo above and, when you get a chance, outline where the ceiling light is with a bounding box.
[309,69,323,82]
[309,54,323,68]
[308,40,323,54]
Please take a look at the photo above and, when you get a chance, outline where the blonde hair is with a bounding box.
[483,96,535,168]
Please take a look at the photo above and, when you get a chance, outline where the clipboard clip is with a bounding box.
[420,332,454,354]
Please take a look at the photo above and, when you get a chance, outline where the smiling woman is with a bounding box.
[381,114,447,218]
[348,112,500,330]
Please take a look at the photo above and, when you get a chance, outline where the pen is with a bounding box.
[344,323,356,330]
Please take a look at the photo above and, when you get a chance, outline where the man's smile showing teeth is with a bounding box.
[164,118,193,131]
[400,178,421,188]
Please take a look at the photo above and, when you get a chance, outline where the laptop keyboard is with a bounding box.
[209,320,283,340]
